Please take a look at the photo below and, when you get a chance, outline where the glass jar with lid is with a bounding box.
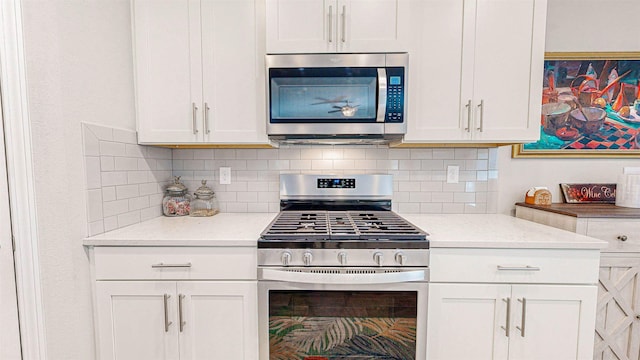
[162,176,191,216]
[191,180,219,217]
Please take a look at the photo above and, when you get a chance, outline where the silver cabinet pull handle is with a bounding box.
[204,102,211,134]
[497,265,540,271]
[516,298,527,337]
[328,6,333,43]
[465,100,472,131]
[501,297,511,337]
[477,100,484,132]
[341,5,346,43]
[618,235,628,241]
[163,294,172,332]
[152,262,192,268]
[192,103,199,134]
[178,294,185,332]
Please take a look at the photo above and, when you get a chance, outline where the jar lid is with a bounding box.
[166,176,188,195]
[194,180,215,199]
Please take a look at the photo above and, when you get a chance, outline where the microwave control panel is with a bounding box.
[385,67,405,123]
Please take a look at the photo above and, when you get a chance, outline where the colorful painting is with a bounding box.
[513,52,640,158]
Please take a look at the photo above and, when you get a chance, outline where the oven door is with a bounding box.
[258,268,428,360]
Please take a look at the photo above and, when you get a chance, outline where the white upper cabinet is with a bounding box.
[266,0,410,53]
[405,0,547,143]
[133,0,268,145]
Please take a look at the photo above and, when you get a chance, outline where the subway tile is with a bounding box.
[139,183,158,196]
[128,171,149,184]
[431,171,446,181]
[465,159,488,171]
[246,160,269,170]
[103,199,129,217]
[248,181,269,192]
[421,181,443,192]
[268,203,281,213]
[247,202,269,212]
[476,192,488,203]
[138,159,155,171]
[172,160,184,171]
[269,160,290,170]
[99,141,126,157]
[236,171,258,181]
[377,160,398,170]
[173,149,195,160]
[343,148,366,159]
[312,160,333,170]
[183,160,205,170]
[226,181,248,192]
[226,160,248,170]
[399,181,421,192]
[257,171,279,181]
[420,203,443,214]
[488,148,499,170]
[432,192,454,203]
[333,159,355,170]
[85,157,101,189]
[454,192,476,203]
[290,160,312,170]
[129,196,150,211]
[193,149,214,160]
[227,202,248,213]
[323,149,343,159]
[459,171,476,181]
[443,159,465,169]
[409,171,431,181]
[477,148,489,160]
[141,206,162,221]
[116,184,139,199]
[410,149,433,159]
[421,160,445,170]
[408,192,432,203]
[432,148,455,159]
[300,148,323,159]
[87,189,103,222]
[278,148,301,159]
[149,170,172,183]
[114,157,138,171]
[454,148,478,160]
[399,160,422,170]
[156,159,172,171]
[101,172,128,186]
[389,170,410,181]
[125,144,145,158]
[365,149,388,159]
[353,160,377,170]
[389,149,410,159]
[147,147,172,159]
[268,181,280,192]
[104,216,118,232]
[476,171,488,181]
[216,192,237,202]
[235,149,257,159]
[442,183,465,192]
[464,203,487,214]
[442,203,464,214]
[88,220,104,237]
[393,191,410,202]
[149,193,164,206]
[118,210,141,227]
[172,170,194,181]
[256,149,278,160]
[82,126,100,156]
[237,192,258,203]
[204,160,226,170]
[113,128,137,144]
[86,123,114,141]
[467,182,488,192]
[102,187,116,202]
[398,203,420,213]
[258,192,279,202]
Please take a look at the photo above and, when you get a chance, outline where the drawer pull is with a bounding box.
[152,262,192,269]
[501,297,511,337]
[497,265,540,271]
[163,294,172,332]
[617,235,628,241]
[516,298,527,337]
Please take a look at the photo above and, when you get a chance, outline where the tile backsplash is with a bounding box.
[82,123,499,236]
[82,123,172,236]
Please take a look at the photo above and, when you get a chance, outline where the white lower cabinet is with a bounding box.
[427,247,600,360]
[96,281,257,360]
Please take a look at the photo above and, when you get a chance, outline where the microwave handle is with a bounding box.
[260,268,425,284]
[376,68,387,123]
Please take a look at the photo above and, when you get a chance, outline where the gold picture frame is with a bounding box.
[512,51,640,158]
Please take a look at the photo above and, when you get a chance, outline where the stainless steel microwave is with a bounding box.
[265,53,408,144]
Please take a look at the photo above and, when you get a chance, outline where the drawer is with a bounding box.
[429,248,600,284]
[586,219,640,252]
[93,247,257,280]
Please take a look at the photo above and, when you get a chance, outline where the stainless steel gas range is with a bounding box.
[258,174,429,360]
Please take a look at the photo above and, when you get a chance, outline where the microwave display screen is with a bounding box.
[389,76,402,85]
[269,68,377,122]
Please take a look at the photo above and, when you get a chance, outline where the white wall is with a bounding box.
[497,0,640,215]
[21,0,135,358]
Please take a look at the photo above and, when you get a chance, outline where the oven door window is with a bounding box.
[269,68,378,123]
[269,290,417,359]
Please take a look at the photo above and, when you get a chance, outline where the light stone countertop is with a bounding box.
[83,213,607,250]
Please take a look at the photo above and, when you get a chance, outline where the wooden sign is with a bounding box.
[560,183,617,203]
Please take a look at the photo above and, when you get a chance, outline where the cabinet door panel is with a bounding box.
[133,0,203,143]
[266,0,333,53]
[427,283,510,360]
[472,0,543,142]
[404,0,467,142]
[339,0,408,52]
[95,281,179,360]
[201,0,267,144]
[509,285,597,360]
[178,282,258,360]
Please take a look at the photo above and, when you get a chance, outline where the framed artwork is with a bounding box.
[512,52,640,158]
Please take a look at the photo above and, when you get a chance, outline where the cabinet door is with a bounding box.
[404,0,468,142]
[178,282,258,360]
[266,0,335,53]
[469,0,546,142]
[508,284,597,360]
[201,0,268,144]
[596,254,640,360]
[132,0,203,143]
[427,283,510,360]
[337,0,409,53]
[95,281,179,360]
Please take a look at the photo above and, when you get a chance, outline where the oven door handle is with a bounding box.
[260,268,425,284]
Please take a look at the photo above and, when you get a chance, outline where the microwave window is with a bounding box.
[270,76,377,121]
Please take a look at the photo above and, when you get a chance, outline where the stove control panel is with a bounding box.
[317,178,355,189]
[259,249,430,267]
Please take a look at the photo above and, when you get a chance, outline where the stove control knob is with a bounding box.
[395,252,407,266]
[281,252,292,266]
[338,252,347,265]
[303,252,313,266]
[373,252,384,267]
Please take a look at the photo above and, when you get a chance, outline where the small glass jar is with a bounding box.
[162,176,191,216]
[191,180,219,217]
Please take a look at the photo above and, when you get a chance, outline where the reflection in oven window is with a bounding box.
[269,291,417,359]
